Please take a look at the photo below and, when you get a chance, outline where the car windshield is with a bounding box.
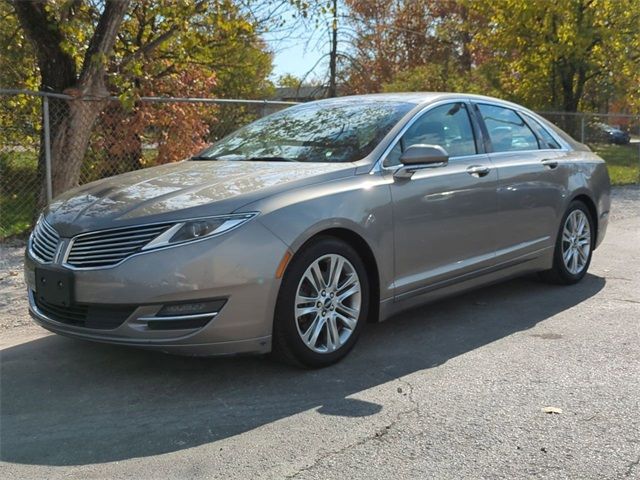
[193,99,414,163]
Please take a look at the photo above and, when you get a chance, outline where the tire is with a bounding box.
[271,236,369,368]
[539,200,595,285]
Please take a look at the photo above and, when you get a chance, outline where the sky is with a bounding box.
[262,12,328,83]
[270,38,325,79]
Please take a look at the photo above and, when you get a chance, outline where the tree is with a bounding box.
[276,73,303,88]
[339,0,639,116]
[343,0,490,94]
[470,0,640,112]
[7,0,280,202]
[0,2,40,147]
[94,0,274,175]
[10,0,129,201]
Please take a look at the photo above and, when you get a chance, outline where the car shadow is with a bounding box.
[1,274,605,466]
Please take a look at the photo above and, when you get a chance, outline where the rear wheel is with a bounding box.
[272,237,369,368]
[539,200,594,285]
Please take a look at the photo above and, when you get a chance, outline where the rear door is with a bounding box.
[473,103,566,262]
[386,101,501,299]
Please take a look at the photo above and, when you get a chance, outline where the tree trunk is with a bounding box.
[459,6,473,73]
[13,0,129,202]
[47,97,108,197]
[328,0,338,98]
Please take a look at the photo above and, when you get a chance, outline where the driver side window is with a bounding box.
[384,102,477,167]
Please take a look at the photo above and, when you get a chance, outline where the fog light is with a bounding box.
[141,299,228,331]
[157,300,226,317]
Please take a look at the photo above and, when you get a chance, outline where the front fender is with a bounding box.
[245,173,396,301]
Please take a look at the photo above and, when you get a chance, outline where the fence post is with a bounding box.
[42,94,53,204]
[580,114,586,144]
[42,95,53,205]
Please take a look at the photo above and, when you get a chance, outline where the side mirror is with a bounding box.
[394,144,449,179]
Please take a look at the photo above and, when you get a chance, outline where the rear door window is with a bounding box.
[478,104,539,152]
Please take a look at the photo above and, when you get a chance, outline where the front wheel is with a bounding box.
[539,200,594,285]
[272,237,369,368]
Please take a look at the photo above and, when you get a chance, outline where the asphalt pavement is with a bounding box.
[1,187,639,479]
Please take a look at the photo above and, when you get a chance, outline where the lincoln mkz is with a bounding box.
[26,93,610,367]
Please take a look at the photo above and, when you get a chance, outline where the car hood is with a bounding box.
[46,160,355,236]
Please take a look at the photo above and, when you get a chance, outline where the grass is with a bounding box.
[591,143,640,186]
[1,144,638,239]
[0,151,38,239]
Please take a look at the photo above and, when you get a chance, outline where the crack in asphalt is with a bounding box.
[284,375,421,479]
[613,298,640,305]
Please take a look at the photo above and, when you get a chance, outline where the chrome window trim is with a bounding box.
[371,97,573,175]
[61,212,259,271]
[485,149,567,159]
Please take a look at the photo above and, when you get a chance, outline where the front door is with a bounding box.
[386,101,500,299]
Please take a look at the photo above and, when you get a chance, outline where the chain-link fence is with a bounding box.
[0,90,294,239]
[1,89,639,239]
[539,111,640,186]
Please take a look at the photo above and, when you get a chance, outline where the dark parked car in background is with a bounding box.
[588,122,631,145]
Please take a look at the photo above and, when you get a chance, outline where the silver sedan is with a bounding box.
[25,93,610,367]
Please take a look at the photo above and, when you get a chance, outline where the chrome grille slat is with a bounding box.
[41,220,59,237]
[71,231,164,246]
[69,245,141,256]
[35,233,58,250]
[70,238,156,251]
[33,239,56,255]
[33,246,55,260]
[72,226,168,242]
[34,237,56,251]
[66,223,173,268]
[68,258,138,266]
[69,251,143,260]
[30,218,60,263]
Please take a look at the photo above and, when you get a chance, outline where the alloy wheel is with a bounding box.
[294,254,362,353]
[561,209,591,275]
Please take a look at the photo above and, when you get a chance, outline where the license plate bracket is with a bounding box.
[35,267,75,307]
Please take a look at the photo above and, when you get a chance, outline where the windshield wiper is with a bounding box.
[242,156,297,162]
[190,153,244,161]
[191,154,297,162]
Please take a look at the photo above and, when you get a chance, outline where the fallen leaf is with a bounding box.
[542,406,563,414]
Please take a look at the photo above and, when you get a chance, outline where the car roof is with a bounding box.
[305,92,589,152]
[313,92,527,109]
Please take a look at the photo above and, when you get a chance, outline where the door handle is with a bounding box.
[541,159,559,169]
[466,165,491,178]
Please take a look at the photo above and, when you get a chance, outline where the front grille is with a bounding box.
[34,293,135,329]
[30,218,60,263]
[66,223,173,268]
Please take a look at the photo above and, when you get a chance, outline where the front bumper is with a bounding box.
[25,220,289,356]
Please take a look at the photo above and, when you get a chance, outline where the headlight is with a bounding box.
[142,213,257,251]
